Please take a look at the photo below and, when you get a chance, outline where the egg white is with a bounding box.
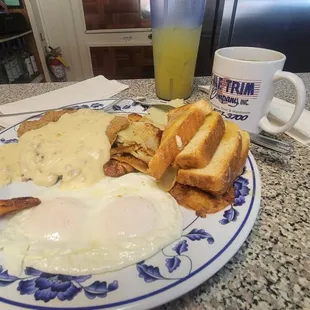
[0,173,183,276]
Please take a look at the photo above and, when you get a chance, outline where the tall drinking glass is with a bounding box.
[150,0,206,100]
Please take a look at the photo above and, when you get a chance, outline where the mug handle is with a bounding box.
[259,71,306,134]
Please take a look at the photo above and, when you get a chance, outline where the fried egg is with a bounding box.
[0,173,183,276]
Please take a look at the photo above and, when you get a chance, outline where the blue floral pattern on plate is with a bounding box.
[137,229,215,282]
[219,168,250,225]
[0,138,18,144]
[0,266,118,303]
[58,99,146,114]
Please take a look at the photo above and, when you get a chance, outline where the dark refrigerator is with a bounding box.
[196,0,310,76]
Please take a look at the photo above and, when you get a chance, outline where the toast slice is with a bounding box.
[236,130,250,176]
[174,112,225,169]
[177,121,242,195]
[171,130,249,216]
[148,100,213,179]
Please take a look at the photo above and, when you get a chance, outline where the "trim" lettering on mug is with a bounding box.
[210,73,261,108]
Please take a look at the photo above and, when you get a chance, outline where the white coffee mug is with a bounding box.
[209,46,306,134]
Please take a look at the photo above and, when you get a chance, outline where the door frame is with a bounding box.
[69,0,153,79]
[26,0,153,81]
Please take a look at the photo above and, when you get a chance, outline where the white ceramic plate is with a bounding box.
[0,100,261,309]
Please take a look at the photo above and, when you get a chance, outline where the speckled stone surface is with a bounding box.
[0,75,309,309]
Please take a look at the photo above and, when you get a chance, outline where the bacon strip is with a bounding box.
[0,197,41,217]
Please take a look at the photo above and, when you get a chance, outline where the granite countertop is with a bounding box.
[0,75,309,310]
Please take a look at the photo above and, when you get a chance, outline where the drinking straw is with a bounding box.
[163,0,168,25]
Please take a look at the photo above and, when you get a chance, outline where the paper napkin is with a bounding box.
[268,98,310,147]
[0,75,128,128]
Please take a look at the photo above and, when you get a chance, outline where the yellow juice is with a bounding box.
[152,26,202,100]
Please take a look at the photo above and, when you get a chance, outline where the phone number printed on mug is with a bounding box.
[214,108,248,121]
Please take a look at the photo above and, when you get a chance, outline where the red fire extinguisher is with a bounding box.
[46,46,69,82]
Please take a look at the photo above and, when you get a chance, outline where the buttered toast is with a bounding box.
[170,130,250,215]
[236,130,250,176]
[174,112,225,169]
[177,121,242,195]
[148,100,213,179]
